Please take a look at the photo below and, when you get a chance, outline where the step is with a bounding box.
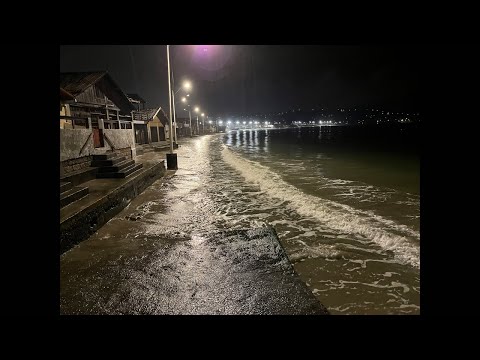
[153,145,171,152]
[96,159,135,174]
[121,163,143,178]
[141,145,155,153]
[92,153,116,160]
[96,163,143,179]
[60,181,72,194]
[60,167,98,187]
[60,186,89,208]
[124,165,144,179]
[91,156,126,167]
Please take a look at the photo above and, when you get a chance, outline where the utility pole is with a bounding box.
[171,71,178,146]
[166,45,177,169]
[189,110,193,137]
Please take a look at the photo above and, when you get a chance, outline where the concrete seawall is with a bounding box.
[60,161,166,254]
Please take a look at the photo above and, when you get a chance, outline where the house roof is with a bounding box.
[157,107,169,125]
[127,93,146,104]
[60,87,75,101]
[60,71,135,114]
[132,107,169,125]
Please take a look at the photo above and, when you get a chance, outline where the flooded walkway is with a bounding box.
[60,137,328,315]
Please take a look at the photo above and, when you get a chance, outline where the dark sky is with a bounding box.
[60,45,422,117]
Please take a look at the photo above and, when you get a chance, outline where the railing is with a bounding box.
[79,133,92,155]
[103,132,115,150]
[60,116,89,129]
[104,120,133,129]
[133,113,150,121]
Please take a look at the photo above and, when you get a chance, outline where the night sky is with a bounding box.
[60,45,422,117]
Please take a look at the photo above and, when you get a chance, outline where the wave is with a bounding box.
[221,145,420,268]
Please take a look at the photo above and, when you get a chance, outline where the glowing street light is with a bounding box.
[181,97,186,103]
[175,80,192,96]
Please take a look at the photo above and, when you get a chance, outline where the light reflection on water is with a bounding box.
[155,128,420,314]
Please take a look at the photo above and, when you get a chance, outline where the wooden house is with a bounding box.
[60,71,138,180]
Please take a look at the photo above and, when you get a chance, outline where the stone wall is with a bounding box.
[61,128,136,164]
[61,155,93,177]
[107,147,132,160]
[60,129,95,162]
[103,129,135,152]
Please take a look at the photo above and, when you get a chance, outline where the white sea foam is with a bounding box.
[221,145,420,268]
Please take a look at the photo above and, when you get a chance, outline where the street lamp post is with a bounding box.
[201,113,205,134]
[181,98,193,137]
[172,80,191,145]
[171,85,177,146]
[166,45,177,170]
[188,108,193,137]
[194,107,200,135]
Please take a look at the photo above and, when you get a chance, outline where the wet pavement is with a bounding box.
[60,144,328,315]
[61,227,327,315]
[60,150,168,224]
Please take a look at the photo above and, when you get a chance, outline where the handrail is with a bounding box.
[60,115,89,120]
[103,132,115,150]
[79,133,92,155]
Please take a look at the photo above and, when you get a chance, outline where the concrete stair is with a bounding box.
[60,181,89,208]
[140,144,156,154]
[60,181,72,193]
[92,154,143,179]
[96,159,135,173]
[61,167,98,187]
[91,155,126,167]
[90,153,116,160]
[96,163,143,178]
